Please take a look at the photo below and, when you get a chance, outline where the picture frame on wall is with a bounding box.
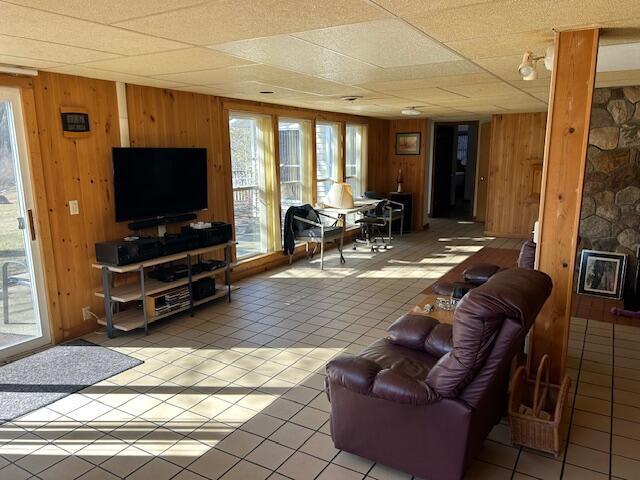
[395,132,421,155]
[577,249,627,299]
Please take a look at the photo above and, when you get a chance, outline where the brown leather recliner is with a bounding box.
[432,240,537,296]
[325,268,552,480]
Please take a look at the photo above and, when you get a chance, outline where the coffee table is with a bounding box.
[410,293,455,325]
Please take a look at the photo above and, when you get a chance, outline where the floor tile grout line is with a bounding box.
[7,224,619,480]
[509,445,523,479]
[558,318,588,479]
[609,319,615,479]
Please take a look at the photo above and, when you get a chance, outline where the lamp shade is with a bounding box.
[325,182,354,209]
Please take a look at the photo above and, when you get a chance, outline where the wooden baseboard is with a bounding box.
[484,231,531,239]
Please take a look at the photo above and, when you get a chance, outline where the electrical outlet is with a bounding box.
[82,306,92,321]
[69,200,79,215]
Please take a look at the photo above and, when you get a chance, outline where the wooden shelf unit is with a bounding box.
[92,241,235,337]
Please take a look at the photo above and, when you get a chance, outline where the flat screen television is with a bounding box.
[112,147,208,222]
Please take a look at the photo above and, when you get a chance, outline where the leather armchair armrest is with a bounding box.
[424,323,453,357]
[462,263,502,285]
[326,356,441,406]
[372,369,440,405]
[387,314,453,358]
[387,314,438,350]
[326,355,382,395]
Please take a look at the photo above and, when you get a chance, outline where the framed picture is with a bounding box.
[577,249,627,299]
[395,132,421,155]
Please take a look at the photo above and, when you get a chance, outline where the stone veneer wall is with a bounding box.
[581,85,640,294]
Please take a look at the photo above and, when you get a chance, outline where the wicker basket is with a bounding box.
[508,354,571,457]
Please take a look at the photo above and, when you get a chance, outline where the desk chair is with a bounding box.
[360,195,406,246]
[354,200,388,252]
[285,205,345,270]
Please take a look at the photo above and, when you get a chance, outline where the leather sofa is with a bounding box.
[325,268,552,480]
[432,240,537,296]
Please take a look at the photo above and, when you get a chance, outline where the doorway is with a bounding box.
[431,122,479,219]
[0,86,50,360]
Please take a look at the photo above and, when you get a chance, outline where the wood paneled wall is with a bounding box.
[30,72,125,341]
[366,118,390,194]
[388,119,429,230]
[126,86,232,226]
[485,112,547,238]
[2,73,393,344]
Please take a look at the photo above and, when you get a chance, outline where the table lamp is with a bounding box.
[325,182,354,208]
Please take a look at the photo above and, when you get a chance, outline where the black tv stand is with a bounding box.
[128,212,197,231]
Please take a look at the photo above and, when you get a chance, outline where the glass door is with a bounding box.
[0,86,50,359]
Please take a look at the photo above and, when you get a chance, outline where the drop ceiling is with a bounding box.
[1,0,640,119]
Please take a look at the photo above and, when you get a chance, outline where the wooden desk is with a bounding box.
[316,199,379,217]
[410,293,455,325]
[316,200,380,262]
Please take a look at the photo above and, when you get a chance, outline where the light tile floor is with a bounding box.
[0,219,637,480]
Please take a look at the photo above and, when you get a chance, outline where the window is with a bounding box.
[229,113,277,259]
[279,119,312,225]
[315,122,340,203]
[346,124,367,199]
[346,124,367,226]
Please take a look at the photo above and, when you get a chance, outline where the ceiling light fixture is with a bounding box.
[0,64,38,76]
[401,107,421,116]
[517,46,554,81]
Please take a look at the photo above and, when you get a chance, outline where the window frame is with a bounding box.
[315,121,341,204]
[229,111,278,260]
[278,118,313,225]
[345,123,368,199]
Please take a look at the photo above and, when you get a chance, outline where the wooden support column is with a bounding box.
[530,29,599,382]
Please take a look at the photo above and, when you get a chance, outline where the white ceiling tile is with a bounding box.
[442,82,524,98]
[0,53,61,69]
[257,77,372,97]
[43,65,188,88]
[0,1,188,55]
[293,19,460,68]
[77,48,251,77]
[373,0,494,17]
[211,35,378,76]
[160,65,307,87]
[318,60,480,85]
[4,0,206,24]
[390,87,469,103]
[446,30,554,60]
[114,0,389,46]
[0,34,119,64]
[8,0,634,118]
[205,80,321,98]
[361,73,495,92]
[409,0,640,44]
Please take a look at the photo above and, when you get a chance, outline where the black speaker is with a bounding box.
[192,278,216,300]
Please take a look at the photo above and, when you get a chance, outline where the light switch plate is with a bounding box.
[69,200,79,215]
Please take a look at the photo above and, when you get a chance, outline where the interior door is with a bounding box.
[431,125,456,217]
[475,122,491,221]
[0,86,51,360]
